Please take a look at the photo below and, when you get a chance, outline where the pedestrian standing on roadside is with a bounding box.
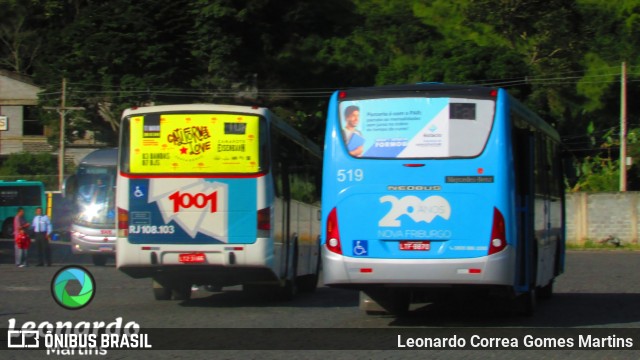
[32,207,52,266]
[13,207,30,267]
[16,227,32,267]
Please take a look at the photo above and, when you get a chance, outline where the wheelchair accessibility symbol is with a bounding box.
[133,186,145,198]
[353,240,368,257]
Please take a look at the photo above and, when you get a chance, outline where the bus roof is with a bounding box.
[337,83,561,143]
[122,104,269,117]
[80,148,118,167]
[0,180,44,186]
[338,83,497,100]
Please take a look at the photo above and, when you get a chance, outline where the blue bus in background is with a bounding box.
[321,83,565,315]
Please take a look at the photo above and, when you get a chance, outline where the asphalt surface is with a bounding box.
[1,239,640,359]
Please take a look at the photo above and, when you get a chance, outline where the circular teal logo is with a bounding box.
[51,266,96,310]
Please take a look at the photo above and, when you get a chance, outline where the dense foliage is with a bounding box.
[0,152,61,189]
[1,0,639,190]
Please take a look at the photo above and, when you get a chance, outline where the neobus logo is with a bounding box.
[168,191,218,213]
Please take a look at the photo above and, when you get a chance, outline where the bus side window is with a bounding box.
[548,140,562,199]
[274,133,292,201]
[534,133,549,197]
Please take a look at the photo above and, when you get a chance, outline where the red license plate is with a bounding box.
[399,241,431,251]
[179,253,206,263]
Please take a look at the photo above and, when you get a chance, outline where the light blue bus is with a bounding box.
[116,104,322,301]
[321,83,565,315]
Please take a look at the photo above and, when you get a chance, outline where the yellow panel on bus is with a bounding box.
[129,113,260,174]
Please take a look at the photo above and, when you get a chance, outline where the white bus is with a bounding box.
[116,104,322,301]
[64,148,118,266]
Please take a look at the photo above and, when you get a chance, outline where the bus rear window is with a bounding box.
[338,97,495,159]
[127,113,263,174]
[0,186,42,206]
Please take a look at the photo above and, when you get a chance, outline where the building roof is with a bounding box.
[0,70,41,106]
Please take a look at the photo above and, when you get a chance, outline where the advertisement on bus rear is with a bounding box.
[129,113,260,174]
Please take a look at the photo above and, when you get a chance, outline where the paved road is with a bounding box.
[1,242,640,359]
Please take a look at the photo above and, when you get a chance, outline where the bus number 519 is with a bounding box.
[337,169,364,182]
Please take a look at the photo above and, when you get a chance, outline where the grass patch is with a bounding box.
[566,239,640,251]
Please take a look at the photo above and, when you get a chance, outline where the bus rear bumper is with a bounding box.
[70,234,116,255]
[116,237,279,286]
[118,264,280,286]
[322,246,515,288]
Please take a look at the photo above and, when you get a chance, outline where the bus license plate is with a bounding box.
[399,241,430,251]
[179,253,206,263]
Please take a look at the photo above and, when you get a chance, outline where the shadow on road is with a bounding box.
[180,286,360,309]
[386,292,640,328]
[178,285,640,328]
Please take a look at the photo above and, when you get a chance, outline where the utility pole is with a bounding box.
[43,78,84,191]
[620,62,628,192]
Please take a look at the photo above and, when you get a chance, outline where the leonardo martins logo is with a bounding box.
[51,265,96,310]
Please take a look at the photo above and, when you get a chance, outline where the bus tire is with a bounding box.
[296,274,318,293]
[538,281,553,300]
[2,218,13,239]
[519,288,537,317]
[152,280,171,301]
[279,280,296,301]
[92,255,107,266]
[297,248,320,293]
[279,240,298,301]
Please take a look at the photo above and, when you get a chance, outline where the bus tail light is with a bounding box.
[118,207,129,237]
[326,207,342,255]
[488,207,506,255]
[258,207,271,230]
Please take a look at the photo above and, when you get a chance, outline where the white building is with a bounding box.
[0,70,103,165]
[0,69,52,155]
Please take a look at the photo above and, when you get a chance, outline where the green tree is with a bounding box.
[35,0,197,145]
[0,0,47,74]
[0,152,59,190]
[576,0,640,112]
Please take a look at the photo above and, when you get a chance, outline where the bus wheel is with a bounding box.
[538,281,553,300]
[519,288,537,317]
[152,279,171,301]
[171,284,192,301]
[92,255,107,266]
[2,219,13,239]
[297,251,320,293]
[278,240,298,301]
